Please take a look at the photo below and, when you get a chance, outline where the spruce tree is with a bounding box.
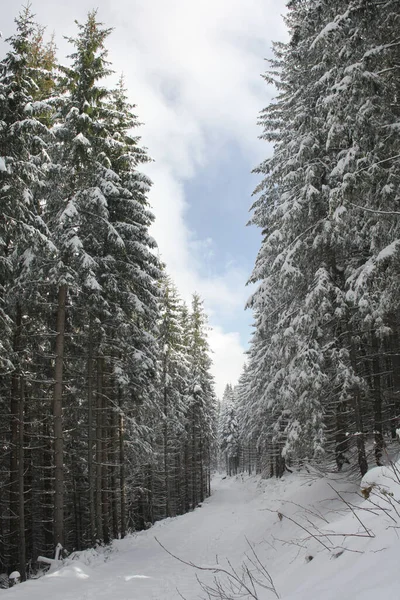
[186,294,216,504]
[243,0,400,478]
[43,10,117,548]
[153,276,189,518]
[0,7,56,577]
[219,385,240,476]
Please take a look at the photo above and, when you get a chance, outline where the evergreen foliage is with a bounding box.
[236,0,400,480]
[218,385,240,476]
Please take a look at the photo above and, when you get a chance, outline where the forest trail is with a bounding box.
[3,470,399,600]
[3,475,272,600]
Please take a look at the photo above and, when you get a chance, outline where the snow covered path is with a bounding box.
[4,470,400,599]
[4,475,275,600]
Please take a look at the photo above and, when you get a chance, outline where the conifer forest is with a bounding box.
[0,9,216,579]
[1,0,400,590]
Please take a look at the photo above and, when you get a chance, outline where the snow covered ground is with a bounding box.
[3,466,400,599]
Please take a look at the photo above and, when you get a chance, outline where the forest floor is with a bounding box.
[3,464,400,599]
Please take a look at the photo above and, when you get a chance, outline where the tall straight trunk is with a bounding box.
[371,333,384,465]
[24,395,33,569]
[110,468,118,540]
[209,453,212,495]
[207,446,211,497]
[43,420,54,556]
[101,362,110,544]
[146,467,154,525]
[18,377,26,581]
[95,355,103,541]
[256,445,262,475]
[268,443,274,478]
[199,436,204,502]
[174,451,181,515]
[191,417,197,508]
[72,473,80,550]
[0,502,4,576]
[335,400,349,471]
[118,399,126,538]
[348,334,368,477]
[390,330,400,437]
[10,304,22,568]
[163,375,170,517]
[53,284,67,547]
[111,402,119,540]
[353,389,368,477]
[184,440,190,512]
[87,319,95,543]
[276,453,286,478]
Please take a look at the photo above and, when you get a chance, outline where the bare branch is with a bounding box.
[327,484,374,538]
[155,537,280,599]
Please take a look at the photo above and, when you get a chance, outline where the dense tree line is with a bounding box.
[218,383,259,476]
[0,8,216,581]
[235,0,400,479]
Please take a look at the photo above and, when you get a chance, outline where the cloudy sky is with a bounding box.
[2,0,288,397]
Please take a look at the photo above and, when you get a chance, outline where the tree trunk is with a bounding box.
[335,400,349,471]
[191,417,197,508]
[87,319,95,543]
[111,401,119,540]
[72,472,80,550]
[390,330,400,437]
[43,419,54,557]
[348,328,368,477]
[95,355,103,541]
[118,399,126,538]
[53,284,67,548]
[101,362,110,544]
[199,435,204,502]
[163,377,170,517]
[207,446,211,496]
[10,303,22,569]
[184,440,190,512]
[371,333,384,465]
[18,377,26,581]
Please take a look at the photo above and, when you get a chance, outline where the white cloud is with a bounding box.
[208,327,246,398]
[110,0,286,167]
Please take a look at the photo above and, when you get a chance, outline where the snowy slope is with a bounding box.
[3,468,400,599]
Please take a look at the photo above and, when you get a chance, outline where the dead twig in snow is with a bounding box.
[155,536,280,599]
[327,484,374,538]
[262,508,332,551]
[281,500,329,524]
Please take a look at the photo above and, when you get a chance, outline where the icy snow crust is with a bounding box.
[4,468,400,599]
